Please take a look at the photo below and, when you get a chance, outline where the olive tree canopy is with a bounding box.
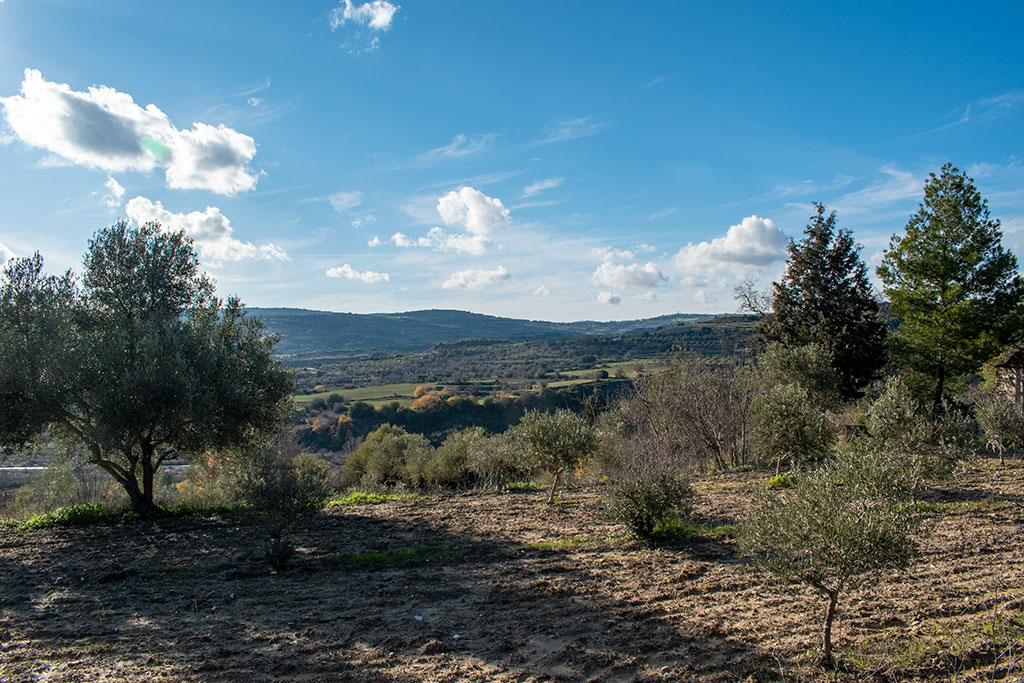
[0,220,294,515]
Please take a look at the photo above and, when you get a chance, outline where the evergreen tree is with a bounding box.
[878,163,1024,408]
[759,203,886,400]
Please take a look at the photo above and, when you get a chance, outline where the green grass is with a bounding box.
[19,503,117,529]
[765,472,794,489]
[294,382,421,405]
[326,491,421,507]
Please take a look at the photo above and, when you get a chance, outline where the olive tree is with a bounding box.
[511,408,597,503]
[0,221,294,516]
[739,446,916,667]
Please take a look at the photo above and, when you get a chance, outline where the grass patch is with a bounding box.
[914,499,1012,514]
[765,472,794,489]
[503,481,542,493]
[294,382,421,405]
[326,491,421,507]
[643,519,739,542]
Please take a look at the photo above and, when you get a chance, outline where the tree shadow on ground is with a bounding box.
[0,497,786,682]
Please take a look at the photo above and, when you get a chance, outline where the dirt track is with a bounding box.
[2,460,1024,681]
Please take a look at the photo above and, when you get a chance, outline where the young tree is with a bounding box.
[0,221,294,516]
[739,446,916,667]
[511,408,597,503]
[759,203,887,400]
[878,163,1024,408]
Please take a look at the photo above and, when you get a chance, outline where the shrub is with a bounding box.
[758,342,844,411]
[466,431,530,490]
[739,445,916,667]
[10,462,123,519]
[236,437,331,570]
[341,424,417,487]
[971,387,1024,463]
[425,427,486,488]
[607,467,694,539]
[751,383,835,474]
[865,376,973,478]
[509,409,597,503]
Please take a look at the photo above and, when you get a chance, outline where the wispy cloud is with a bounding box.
[414,133,496,166]
[913,90,1024,137]
[522,176,564,198]
[537,115,608,144]
[829,166,922,216]
[649,207,676,220]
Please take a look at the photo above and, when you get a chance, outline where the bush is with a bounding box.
[236,437,331,570]
[425,427,487,487]
[9,462,123,519]
[466,431,530,490]
[865,376,973,478]
[607,467,694,540]
[739,445,916,667]
[971,387,1024,463]
[341,424,424,487]
[758,342,844,411]
[751,383,835,474]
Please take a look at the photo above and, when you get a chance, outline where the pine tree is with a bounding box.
[759,203,886,400]
[877,163,1024,408]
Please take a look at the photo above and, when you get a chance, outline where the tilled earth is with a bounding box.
[2,459,1024,682]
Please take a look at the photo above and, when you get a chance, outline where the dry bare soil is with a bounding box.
[2,458,1024,682]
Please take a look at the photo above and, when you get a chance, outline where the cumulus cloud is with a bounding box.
[328,190,362,212]
[387,227,491,255]
[326,263,389,283]
[593,246,636,262]
[102,176,125,209]
[436,186,510,235]
[367,235,383,247]
[597,291,621,305]
[673,215,787,275]
[593,260,667,289]
[1,69,258,195]
[125,196,287,263]
[330,0,399,30]
[635,291,658,302]
[442,266,510,290]
[533,285,550,296]
[522,177,564,198]
[351,214,375,228]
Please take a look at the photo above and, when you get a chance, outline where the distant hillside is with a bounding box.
[248,307,712,359]
[296,315,759,390]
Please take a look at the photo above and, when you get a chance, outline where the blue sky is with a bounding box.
[1,1,1023,321]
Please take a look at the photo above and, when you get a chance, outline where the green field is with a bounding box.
[294,382,421,405]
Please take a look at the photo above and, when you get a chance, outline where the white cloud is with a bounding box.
[330,0,399,30]
[540,115,609,144]
[635,291,658,302]
[442,266,510,290]
[367,235,383,247]
[597,291,621,305]
[326,263,389,283]
[246,97,263,107]
[388,227,491,255]
[533,285,550,296]
[593,260,667,289]
[351,214,376,228]
[673,215,788,275]
[650,207,676,220]
[391,231,416,247]
[522,177,564,198]
[829,166,922,216]
[593,246,636,262]
[125,196,287,262]
[415,134,495,166]
[102,176,125,209]
[1,69,258,195]
[0,241,15,269]
[636,243,656,253]
[328,190,363,212]
[436,186,510,235]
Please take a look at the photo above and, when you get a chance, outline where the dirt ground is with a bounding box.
[2,458,1024,682]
